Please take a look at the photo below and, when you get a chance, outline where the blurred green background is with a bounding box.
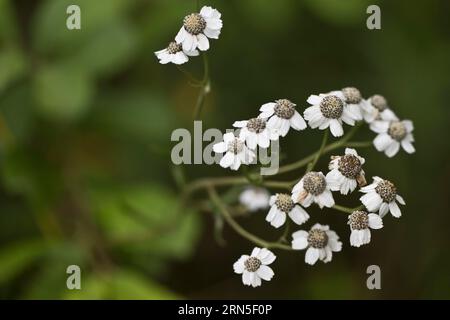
[0,0,449,299]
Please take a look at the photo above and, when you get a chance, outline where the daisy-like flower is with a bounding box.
[370,118,415,157]
[213,132,255,171]
[233,118,278,149]
[233,247,276,287]
[291,224,342,265]
[361,94,398,123]
[332,87,364,121]
[258,99,307,137]
[360,177,406,218]
[154,41,199,65]
[239,187,270,212]
[326,148,366,195]
[265,193,309,228]
[304,91,360,137]
[348,210,383,247]
[175,6,223,52]
[292,171,335,209]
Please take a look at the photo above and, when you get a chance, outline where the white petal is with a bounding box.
[257,248,276,265]
[329,119,344,137]
[385,141,400,157]
[203,27,221,39]
[368,213,383,229]
[233,255,248,274]
[396,195,406,205]
[233,120,248,128]
[290,111,307,130]
[213,141,227,153]
[196,33,210,51]
[256,265,274,281]
[389,201,402,218]
[288,206,310,225]
[370,120,389,134]
[373,133,393,151]
[259,102,276,112]
[360,192,382,211]
[242,270,252,286]
[219,152,234,168]
[316,189,335,208]
[292,236,308,250]
[401,140,415,154]
[305,247,320,265]
[175,27,187,43]
[307,95,321,105]
[379,202,389,218]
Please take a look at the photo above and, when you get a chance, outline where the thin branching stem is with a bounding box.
[306,130,328,173]
[207,186,293,250]
[193,53,210,119]
[332,204,354,214]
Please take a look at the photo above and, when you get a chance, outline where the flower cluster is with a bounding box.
[155,6,223,65]
[156,5,415,289]
[222,87,414,287]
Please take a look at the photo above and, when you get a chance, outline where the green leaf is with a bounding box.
[32,64,94,122]
[65,21,138,78]
[91,184,201,260]
[0,47,28,94]
[0,240,47,285]
[32,0,132,55]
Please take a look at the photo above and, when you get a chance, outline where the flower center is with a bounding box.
[275,193,294,213]
[375,179,397,203]
[342,87,362,104]
[227,139,244,154]
[244,257,261,272]
[338,154,362,179]
[274,99,295,119]
[247,118,266,133]
[348,211,369,230]
[320,95,344,119]
[371,94,387,111]
[167,41,182,54]
[307,229,328,249]
[388,121,407,141]
[303,172,326,195]
[183,13,206,35]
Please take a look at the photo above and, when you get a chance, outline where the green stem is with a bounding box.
[207,186,292,251]
[306,130,328,173]
[345,141,372,148]
[193,53,210,120]
[276,122,363,174]
[332,204,354,214]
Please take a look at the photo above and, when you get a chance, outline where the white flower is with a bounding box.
[233,247,276,287]
[326,148,366,195]
[175,6,223,52]
[213,132,255,171]
[154,41,199,65]
[332,87,364,121]
[258,99,307,137]
[233,118,278,149]
[361,94,398,123]
[348,210,383,247]
[266,193,309,228]
[304,91,360,137]
[291,224,342,265]
[371,119,415,157]
[292,171,335,209]
[239,187,270,212]
[360,176,406,218]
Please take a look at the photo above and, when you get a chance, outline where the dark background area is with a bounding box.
[0,0,449,299]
